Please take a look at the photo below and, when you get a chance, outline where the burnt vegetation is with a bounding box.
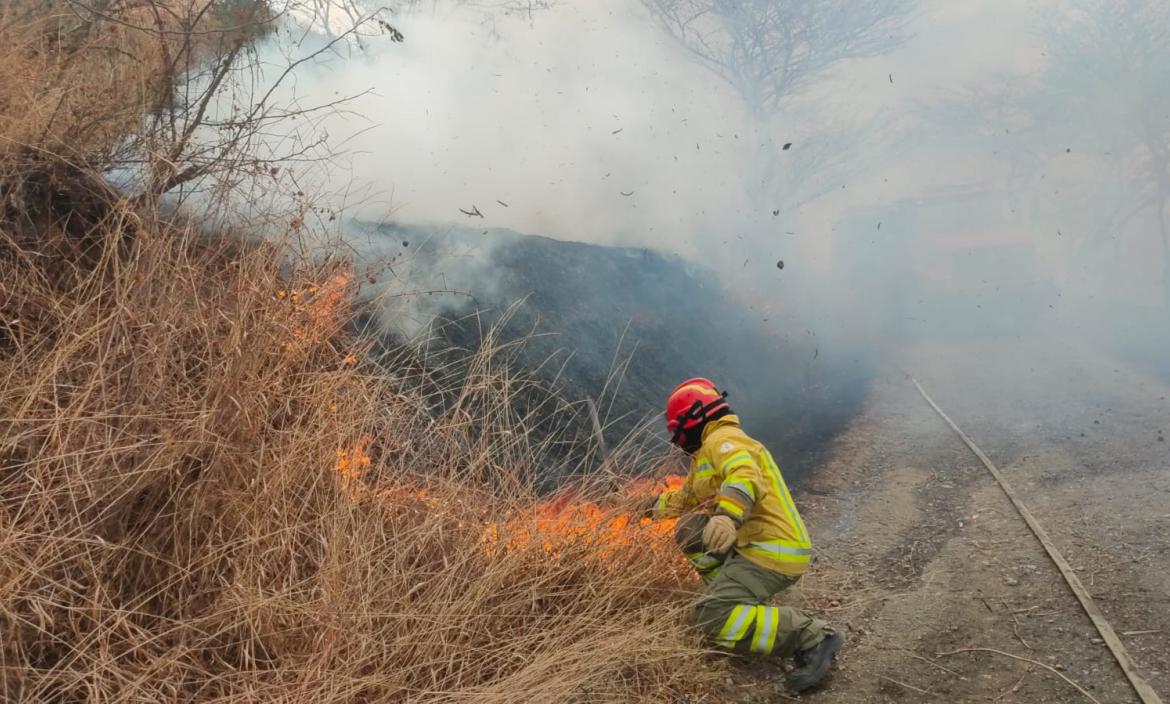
[0,1,723,701]
[362,224,873,484]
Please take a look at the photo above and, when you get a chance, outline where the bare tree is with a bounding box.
[293,0,552,34]
[1037,0,1170,303]
[641,0,913,224]
[140,0,554,228]
[81,0,414,251]
[641,0,913,118]
[31,0,398,226]
[913,76,1056,241]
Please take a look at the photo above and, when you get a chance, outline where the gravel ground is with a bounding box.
[720,333,1170,703]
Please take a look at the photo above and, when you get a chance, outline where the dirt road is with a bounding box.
[728,336,1170,702]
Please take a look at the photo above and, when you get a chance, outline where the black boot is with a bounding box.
[786,631,843,693]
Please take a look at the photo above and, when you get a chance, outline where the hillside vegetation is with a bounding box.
[0,2,714,701]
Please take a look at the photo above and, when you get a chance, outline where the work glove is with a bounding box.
[702,514,738,553]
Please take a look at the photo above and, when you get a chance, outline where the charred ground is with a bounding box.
[358,222,873,483]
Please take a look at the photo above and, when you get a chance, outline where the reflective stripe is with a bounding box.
[685,552,723,572]
[654,492,670,517]
[720,451,755,473]
[716,605,756,648]
[741,550,809,566]
[761,450,811,548]
[748,541,813,557]
[694,461,716,479]
[776,483,809,545]
[743,540,813,567]
[717,493,747,518]
[723,480,756,501]
[770,451,810,544]
[751,606,779,654]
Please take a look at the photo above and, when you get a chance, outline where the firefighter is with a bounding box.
[652,378,842,692]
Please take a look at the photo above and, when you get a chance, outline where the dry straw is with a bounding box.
[0,3,719,701]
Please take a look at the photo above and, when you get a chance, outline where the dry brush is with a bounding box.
[0,207,717,702]
[0,2,721,700]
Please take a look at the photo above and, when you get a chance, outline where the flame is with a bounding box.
[482,474,690,571]
[334,434,372,481]
[330,441,691,574]
[277,269,353,353]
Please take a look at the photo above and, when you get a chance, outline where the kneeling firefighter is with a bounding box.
[649,378,842,692]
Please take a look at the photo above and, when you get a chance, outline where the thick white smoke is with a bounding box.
[233,0,1169,387]
[264,0,768,261]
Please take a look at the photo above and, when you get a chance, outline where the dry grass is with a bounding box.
[0,0,254,170]
[0,0,281,234]
[0,212,716,702]
[0,0,164,162]
[0,2,721,700]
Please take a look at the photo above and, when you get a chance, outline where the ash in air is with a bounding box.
[238,0,1170,455]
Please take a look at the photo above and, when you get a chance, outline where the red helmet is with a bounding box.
[665,378,730,446]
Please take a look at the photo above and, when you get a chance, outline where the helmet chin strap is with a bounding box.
[678,426,704,454]
[670,391,730,447]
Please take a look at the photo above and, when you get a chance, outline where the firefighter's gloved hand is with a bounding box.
[702,515,738,553]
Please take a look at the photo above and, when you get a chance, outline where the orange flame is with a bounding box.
[330,441,691,574]
[482,475,690,572]
[277,269,353,353]
[334,434,372,481]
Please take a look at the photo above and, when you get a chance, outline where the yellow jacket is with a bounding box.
[654,415,812,576]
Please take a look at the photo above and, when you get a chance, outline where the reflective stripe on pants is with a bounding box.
[693,553,828,658]
[716,604,756,648]
[752,605,780,655]
[685,550,724,583]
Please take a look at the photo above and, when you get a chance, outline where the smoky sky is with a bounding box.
[278,1,1040,245]
[277,0,759,258]
[244,0,1169,374]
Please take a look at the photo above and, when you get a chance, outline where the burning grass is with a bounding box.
[0,3,720,698]
[0,213,717,702]
[480,476,688,564]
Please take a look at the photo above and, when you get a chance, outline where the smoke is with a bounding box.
[260,1,1041,278]
[227,0,1170,452]
[267,1,769,257]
